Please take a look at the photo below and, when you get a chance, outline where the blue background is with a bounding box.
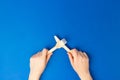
[0,0,120,80]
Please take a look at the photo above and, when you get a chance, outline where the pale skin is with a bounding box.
[29,48,93,80]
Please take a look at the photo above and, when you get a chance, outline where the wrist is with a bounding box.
[78,71,92,80]
[29,71,41,80]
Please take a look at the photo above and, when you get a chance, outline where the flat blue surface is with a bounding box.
[0,0,120,80]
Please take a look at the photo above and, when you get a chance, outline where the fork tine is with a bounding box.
[61,39,67,44]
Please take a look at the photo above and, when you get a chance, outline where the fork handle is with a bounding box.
[63,45,71,52]
[48,47,57,54]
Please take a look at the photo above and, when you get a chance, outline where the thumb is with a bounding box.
[47,53,52,62]
[68,52,74,66]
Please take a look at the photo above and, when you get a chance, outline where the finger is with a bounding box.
[47,51,53,55]
[31,51,41,58]
[83,52,88,58]
[70,49,78,58]
[79,51,85,58]
[37,51,42,56]
[68,52,74,65]
[42,48,48,56]
[30,52,40,62]
[47,53,52,62]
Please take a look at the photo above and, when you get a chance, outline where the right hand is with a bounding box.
[68,49,92,80]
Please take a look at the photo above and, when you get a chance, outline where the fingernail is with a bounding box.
[42,48,47,53]
[73,48,77,52]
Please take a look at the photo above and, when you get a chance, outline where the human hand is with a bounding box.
[68,49,92,80]
[29,49,52,80]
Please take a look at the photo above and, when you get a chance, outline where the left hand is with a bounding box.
[29,49,52,80]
